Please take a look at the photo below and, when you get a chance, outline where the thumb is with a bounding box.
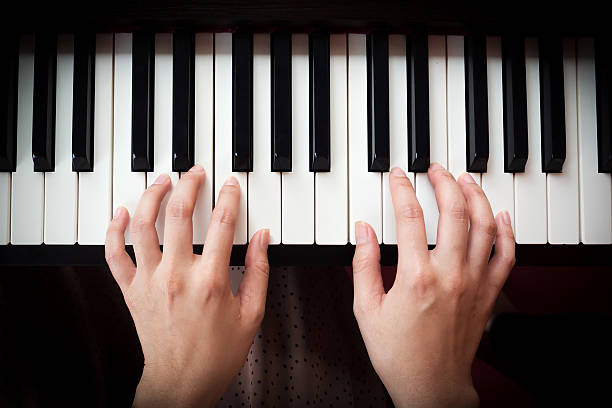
[238,229,270,326]
[352,222,384,317]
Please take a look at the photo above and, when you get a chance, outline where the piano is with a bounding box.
[1,0,611,266]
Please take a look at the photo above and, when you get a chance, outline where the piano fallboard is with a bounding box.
[0,245,610,267]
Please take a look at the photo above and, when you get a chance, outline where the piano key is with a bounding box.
[0,34,19,172]
[131,31,155,172]
[150,33,179,244]
[407,33,430,172]
[0,173,8,244]
[315,33,348,245]
[282,34,314,244]
[348,34,382,244]
[193,33,214,244]
[383,34,414,244]
[514,38,547,244]
[216,33,247,244]
[11,35,43,244]
[271,30,292,172]
[114,33,146,244]
[595,38,612,173]
[539,36,566,173]
[32,33,57,172]
[232,31,253,173]
[464,34,489,173]
[71,33,96,172]
[481,36,515,231]
[249,33,281,244]
[309,30,331,172]
[502,36,529,173]
[416,35,447,245]
[447,35,480,184]
[366,30,390,172]
[172,30,195,172]
[547,39,579,244]
[78,34,114,245]
[44,34,77,244]
[577,38,612,244]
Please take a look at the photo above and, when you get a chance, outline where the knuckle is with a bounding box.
[473,216,497,238]
[393,175,413,188]
[130,215,152,235]
[502,252,516,269]
[163,272,185,301]
[212,207,236,228]
[396,203,424,223]
[104,249,120,269]
[166,197,194,220]
[444,272,467,297]
[409,268,437,297]
[352,251,378,273]
[445,200,469,222]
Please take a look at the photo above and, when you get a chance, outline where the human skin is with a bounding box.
[351,164,515,408]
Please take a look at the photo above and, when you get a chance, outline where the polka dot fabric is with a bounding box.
[219,266,388,407]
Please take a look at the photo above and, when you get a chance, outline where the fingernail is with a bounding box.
[224,176,239,186]
[460,172,476,184]
[259,229,270,249]
[355,222,369,245]
[153,173,169,185]
[113,206,123,219]
[390,167,406,178]
[502,210,512,225]
[189,164,204,173]
[430,162,443,171]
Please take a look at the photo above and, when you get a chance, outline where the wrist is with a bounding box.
[133,366,217,408]
[389,379,479,408]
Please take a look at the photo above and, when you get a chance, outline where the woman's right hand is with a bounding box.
[351,164,515,408]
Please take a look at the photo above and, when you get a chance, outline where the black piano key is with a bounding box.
[232,31,253,172]
[595,38,612,173]
[0,35,19,172]
[367,30,390,172]
[464,34,489,173]
[309,30,330,172]
[271,30,292,172]
[172,30,195,172]
[407,33,430,172]
[539,36,566,173]
[131,31,155,172]
[32,34,57,172]
[72,33,96,172]
[501,36,528,173]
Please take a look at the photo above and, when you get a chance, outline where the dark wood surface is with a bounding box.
[5,0,608,35]
[0,244,611,267]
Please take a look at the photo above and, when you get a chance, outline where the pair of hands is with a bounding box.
[105,163,515,408]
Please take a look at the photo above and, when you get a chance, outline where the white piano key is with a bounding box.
[0,174,9,244]
[514,38,547,244]
[215,33,248,244]
[249,33,281,244]
[416,35,447,245]
[577,38,612,244]
[547,39,580,244]
[348,34,382,244]
[447,35,480,185]
[282,34,314,244]
[148,33,179,245]
[78,34,114,244]
[481,36,515,231]
[315,34,348,245]
[113,33,145,245]
[44,34,78,244]
[11,35,44,245]
[383,34,414,244]
[193,33,214,244]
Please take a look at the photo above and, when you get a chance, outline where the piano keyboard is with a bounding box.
[1,32,611,247]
